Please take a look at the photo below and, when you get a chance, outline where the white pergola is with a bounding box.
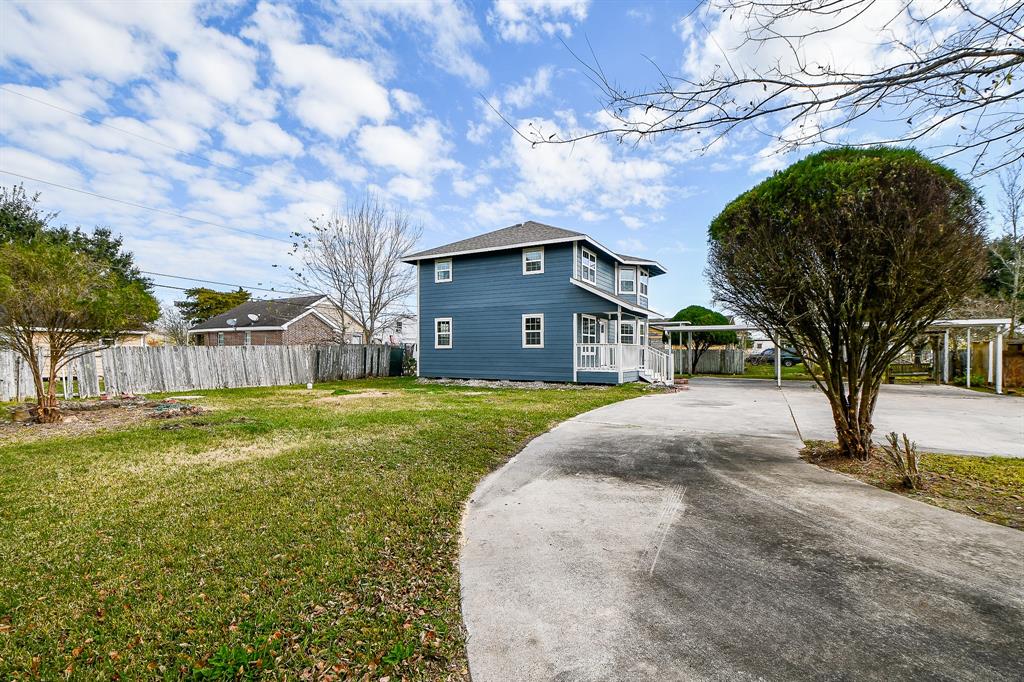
[654,322,788,386]
[927,318,1012,394]
[654,318,1013,393]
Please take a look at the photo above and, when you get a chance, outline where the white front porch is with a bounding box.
[573,312,673,384]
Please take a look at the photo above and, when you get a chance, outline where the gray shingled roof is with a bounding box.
[402,221,584,260]
[190,295,325,331]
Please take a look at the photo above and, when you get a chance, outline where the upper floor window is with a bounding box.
[395,321,403,334]
[435,258,452,283]
[639,268,649,297]
[620,320,636,345]
[244,330,252,346]
[434,318,452,349]
[523,247,544,274]
[522,314,544,348]
[217,332,225,346]
[581,248,597,284]
[618,267,636,294]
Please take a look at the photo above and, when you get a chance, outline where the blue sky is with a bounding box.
[0,1,1006,317]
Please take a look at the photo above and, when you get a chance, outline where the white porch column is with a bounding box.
[774,337,782,388]
[966,328,972,388]
[995,327,1004,395]
[942,329,950,384]
[572,313,578,383]
[616,306,623,384]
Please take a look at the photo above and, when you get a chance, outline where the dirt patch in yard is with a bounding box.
[312,390,394,405]
[1,400,210,445]
[802,441,1024,529]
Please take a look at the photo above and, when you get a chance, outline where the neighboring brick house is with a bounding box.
[188,295,365,346]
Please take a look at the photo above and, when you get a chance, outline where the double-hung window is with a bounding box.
[618,267,636,294]
[620,320,636,345]
[217,332,225,346]
[639,268,650,306]
[522,314,544,348]
[523,248,544,274]
[435,258,452,283]
[581,248,597,284]
[244,330,252,346]
[434,318,452,348]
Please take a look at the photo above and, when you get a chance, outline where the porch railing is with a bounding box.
[575,343,673,383]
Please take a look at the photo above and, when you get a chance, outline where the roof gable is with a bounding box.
[189,295,326,331]
[401,219,667,275]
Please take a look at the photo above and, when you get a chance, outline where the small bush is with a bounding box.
[878,432,923,489]
[403,354,418,376]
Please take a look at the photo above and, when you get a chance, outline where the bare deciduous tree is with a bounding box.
[156,304,191,346]
[294,195,420,346]
[520,0,1024,174]
[990,164,1024,334]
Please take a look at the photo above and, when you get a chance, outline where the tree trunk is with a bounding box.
[37,354,62,423]
[821,373,877,460]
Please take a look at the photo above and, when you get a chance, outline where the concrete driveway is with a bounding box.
[460,381,1024,681]
[778,380,1024,457]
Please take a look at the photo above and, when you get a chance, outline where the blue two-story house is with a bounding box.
[401,221,672,384]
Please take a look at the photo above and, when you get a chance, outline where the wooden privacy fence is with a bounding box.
[103,344,401,394]
[1,344,402,400]
[672,348,746,375]
[0,349,102,402]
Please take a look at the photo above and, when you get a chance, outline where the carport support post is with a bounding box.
[687,331,693,375]
[966,328,971,388]
[995,327,1004,395]
[774,338,781,388]
[987,340,994,384]
[942,330,950,384]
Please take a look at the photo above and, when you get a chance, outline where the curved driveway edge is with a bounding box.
[460,382,1024,681]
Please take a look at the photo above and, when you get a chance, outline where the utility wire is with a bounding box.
[1,86,261,181]
[141,270,306,295]
[0,86,345,208]
[0,170,293,244]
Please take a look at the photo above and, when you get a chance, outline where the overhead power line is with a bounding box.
[0,169,293,244]
[142,270,306,295]
[0,86,345,209]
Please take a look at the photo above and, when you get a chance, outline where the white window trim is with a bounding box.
[244,330,252,346]
[522,247,545,275]
[581,248,598,285]
[217,332,225,346]
[620,319,636,345]
[580,314,597,344]
[617,266,636,295]
[522,313,544,348]
[435,258,453,283]
[434,317,453,349]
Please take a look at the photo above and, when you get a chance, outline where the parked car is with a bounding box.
[747,347,803,367]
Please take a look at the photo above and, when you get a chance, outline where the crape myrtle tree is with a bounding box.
[671,305,736,373]
[0,240,158,422]
[0,185,158,422]
[707,148,985,459]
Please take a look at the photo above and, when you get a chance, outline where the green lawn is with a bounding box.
[803,441,1024,529]
[677,362,817,381]
[0,378,650,680]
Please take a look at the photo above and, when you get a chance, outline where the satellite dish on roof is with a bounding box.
[247,313,260,322]
[226,318,237,327]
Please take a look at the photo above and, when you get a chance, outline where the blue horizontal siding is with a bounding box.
[419,244,622,382]
[577,371,618,384]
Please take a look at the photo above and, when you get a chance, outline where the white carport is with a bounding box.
[654,322,787,387]
[928,318,1012,394]
[655,317,1013,393]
